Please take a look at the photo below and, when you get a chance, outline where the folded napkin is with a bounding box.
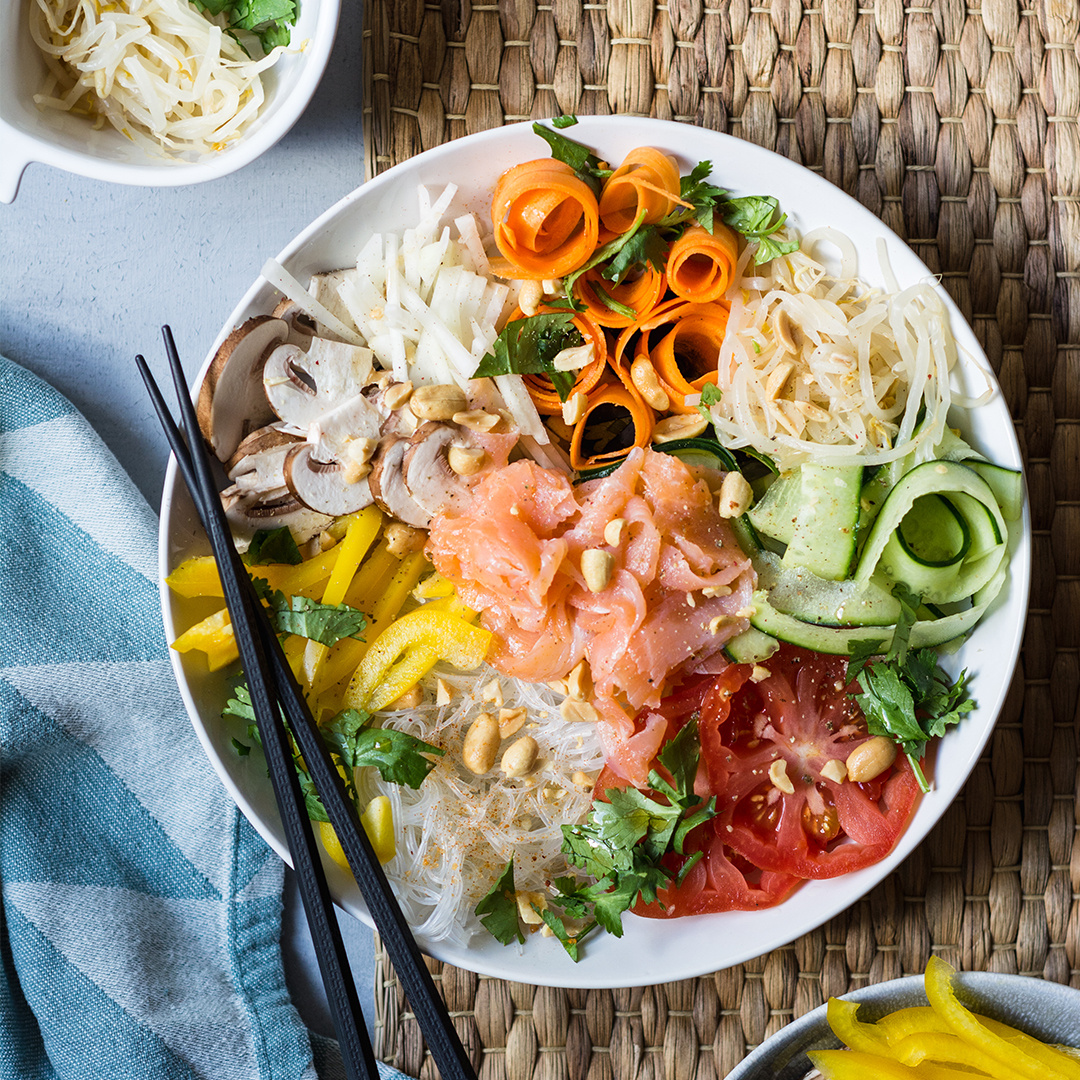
[0,356,385,1080]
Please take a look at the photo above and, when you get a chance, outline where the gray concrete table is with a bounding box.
[0,0,375,1045]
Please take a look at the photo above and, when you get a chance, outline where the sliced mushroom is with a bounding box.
[271,297,318,348]
[263,337,376,430]
[368,436,430,528]
[222,488,332,548]
[401,423,472,519]
[197,315,288,461]
[225,425,301,493]
[283,444,375,516]
[307,391,384,464]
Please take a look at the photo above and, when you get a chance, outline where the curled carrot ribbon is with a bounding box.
[491,159,599,279]
[666,222,739,304]
[599,147,684,235]
[569,382,655,470]
[573,264,667,329]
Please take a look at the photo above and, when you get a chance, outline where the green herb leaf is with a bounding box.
[473,311,583,402]
[552,114,578,129]
[475,860,526,946]
[847,584,977,794]
[719,195,800,265]
[190,0,295,49]
[531,120,611,197]
[245,526,302,566]
[323,708,443,791]
[262,591,368,647]
[602,224,669,285]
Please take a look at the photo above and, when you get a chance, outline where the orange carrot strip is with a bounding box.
[666,222,739,304]
[505,304,609,414]
[492,159,599,279]
[569,381,655,470]
[611,295,689,390]
[599,148,683,234]
[573,265,667,329]
[649,302,731,410]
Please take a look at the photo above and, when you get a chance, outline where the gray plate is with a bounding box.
[726,972,1080,1079]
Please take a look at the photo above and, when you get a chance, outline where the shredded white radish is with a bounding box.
[29,0,286,158]
[357,665,604,946]
[711,235,976,471]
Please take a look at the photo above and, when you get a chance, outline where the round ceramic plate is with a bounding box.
[725,972,1080,1079]
[158,116,1031,989]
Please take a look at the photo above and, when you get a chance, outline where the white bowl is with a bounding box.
[159,117,1032,988]
[0,0,340,202]
[725,972,1080,1079]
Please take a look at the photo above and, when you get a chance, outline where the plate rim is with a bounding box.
[158,116,1033,987]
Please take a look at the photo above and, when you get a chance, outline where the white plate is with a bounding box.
[158,116,1031,989]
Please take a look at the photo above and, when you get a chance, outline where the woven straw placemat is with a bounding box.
[363,1,1080,1075]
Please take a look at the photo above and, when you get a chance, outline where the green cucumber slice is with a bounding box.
[723,627,779,664]
[782,463,863,581]
[748,563,1008,655]
[746,469,802,546]
[854,460,1008,603]
[968,461,1024,521]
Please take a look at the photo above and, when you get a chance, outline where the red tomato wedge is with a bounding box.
[706,646,921,879]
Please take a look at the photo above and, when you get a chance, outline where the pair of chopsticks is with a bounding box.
[138,327,478,1080]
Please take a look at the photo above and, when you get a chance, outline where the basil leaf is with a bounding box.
[473,311,583,402]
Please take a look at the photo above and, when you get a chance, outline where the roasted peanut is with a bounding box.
[717,471,753,518]
[516,890,547,926]
[560,697,599,724]
[448,445,487,476]
[453,409,501,432]
[845,736,897,783]
[382,380,413,410]
[773,308,799,353]
[652,413,709,443]
[498,706,528,738]
[561,391,588,426]
[566,659,592,701]
[518,280,543,317]
[501,736,539,778]
[604,518,626,546]
[384,522,427,558]
[820,758,848,784]
[769,757,795,794]
[581,548,615,593]
[410,383,468,421]
[463,712,500,775]
[630,357,670,411]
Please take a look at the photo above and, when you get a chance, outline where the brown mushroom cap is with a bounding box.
[368,436,430,528]
[401,422,472,520]
[197,316,288,462]
[283,444,375,517]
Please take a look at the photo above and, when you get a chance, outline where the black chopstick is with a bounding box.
[139,328,478,1080]
[138,343,378,1080]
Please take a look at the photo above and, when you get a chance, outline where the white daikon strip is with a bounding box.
[261,259,366,348]
[493,374,548,442]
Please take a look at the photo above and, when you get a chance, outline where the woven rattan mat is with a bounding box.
[363,1,1080,1075]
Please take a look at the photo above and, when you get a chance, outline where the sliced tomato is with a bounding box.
[710,645,921,879]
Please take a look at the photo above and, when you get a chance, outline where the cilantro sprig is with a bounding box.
[846,583,976,793]
[531,117,612,197]
[472,310,583,402]
[192,0,296,52]
[248,578,368,648]
[226,688,443,818]
[477,719,715,961]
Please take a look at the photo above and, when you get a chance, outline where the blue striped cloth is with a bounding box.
[0,356,374,1080]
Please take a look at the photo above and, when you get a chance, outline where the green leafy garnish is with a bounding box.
[532,119,611,197]
[695,381,723,426]
[657,160,729,233]
[483,721,715,961]
[846,583,976,793]
[254,586,368,647]
[192,0,296,52]
[473,311,583,402]
[245,526,302,566]
[719,195,799,264]
[475,860,526,946]
[227,687,442,818]
[552,114,578,129]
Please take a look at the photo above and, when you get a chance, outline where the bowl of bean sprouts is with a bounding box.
[0,0,339,201]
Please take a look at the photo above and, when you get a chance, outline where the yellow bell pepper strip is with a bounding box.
[808,1050,988,1080]
[342,607,491,713]
[313,550,430,701]
[414,571,456,600]
[892,1033,1028,1079]
[302,507,383,690]
[317,795,396,869]
[827,998,894,1056]
[417,593,478,622]
[272,543,343,596]
[171,608,237,671]
[924,957,1077,1080]
[166,555,295,599]
[877,1007,954,1043]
